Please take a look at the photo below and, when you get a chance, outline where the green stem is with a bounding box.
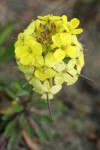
[46,93,52,120]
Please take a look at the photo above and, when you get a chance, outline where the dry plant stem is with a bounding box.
[80,75,96,83]
[28,116,37,127]
[23,76,33,88]
[66,71,95,83]
[21,129,40,150]
[46,93,53,120]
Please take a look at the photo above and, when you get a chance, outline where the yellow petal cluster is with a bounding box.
[15,14,85,99]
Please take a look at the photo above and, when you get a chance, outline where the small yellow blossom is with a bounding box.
[52,33,71,48]
[62,16,83,34]
[35,68,57,81]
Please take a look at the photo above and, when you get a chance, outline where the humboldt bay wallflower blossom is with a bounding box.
[15,14,85,99]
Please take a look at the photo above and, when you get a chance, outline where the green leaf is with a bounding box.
[0,41,14,63]
[16,90,29,97]
[34,125,49,143]
[5,87,16,99]
[13,104,23,113]
[41,116,52,124]
[2,114,12,121]
[0,23,14,45]
[7,129,21,150]
[0,46,6,58]
[11,81,23,91]
[33,115,51,124]
[4,121,16,138]
[19,115,26,127]
[37,99,47,108]
[25,123,35,139]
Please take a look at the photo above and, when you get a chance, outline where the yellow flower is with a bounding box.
[35,68,57,81]
[15,41,42,65]
[38,15,61,22]
[41,80,62,99]
[15,14,85,99]
[52,33,71,48]
[62,16,83,34]
[68,18,83,34]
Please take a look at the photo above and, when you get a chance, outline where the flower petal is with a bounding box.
[70,18,80,29]
[76,51,85,74]
[65,46,80,58]
[35,69,46,81]
[54,73,64,85]
[41,93,53,100]
[52,33,62,47]
[15,46,28,58]
[50,85,62,94]
[66,68,77,77]
[33,55,44,67]
[20,54,33,65]
[53,61,65,72]
[70,28,83,34]
[71,35,83,50]
[66,59,76,70]
[54,49,65,62]
[67,76,78,85]
[45,52,57,67]
[62,15,68,25]
[60,33,71,46]
[45,68,57,78]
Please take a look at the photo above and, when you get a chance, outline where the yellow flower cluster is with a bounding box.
[15,14,85,99]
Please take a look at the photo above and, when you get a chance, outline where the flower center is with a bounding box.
[28,48,32,53]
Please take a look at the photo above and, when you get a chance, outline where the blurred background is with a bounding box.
[0,0,100,150]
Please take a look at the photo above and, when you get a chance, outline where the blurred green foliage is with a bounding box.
[0,23,15,63]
